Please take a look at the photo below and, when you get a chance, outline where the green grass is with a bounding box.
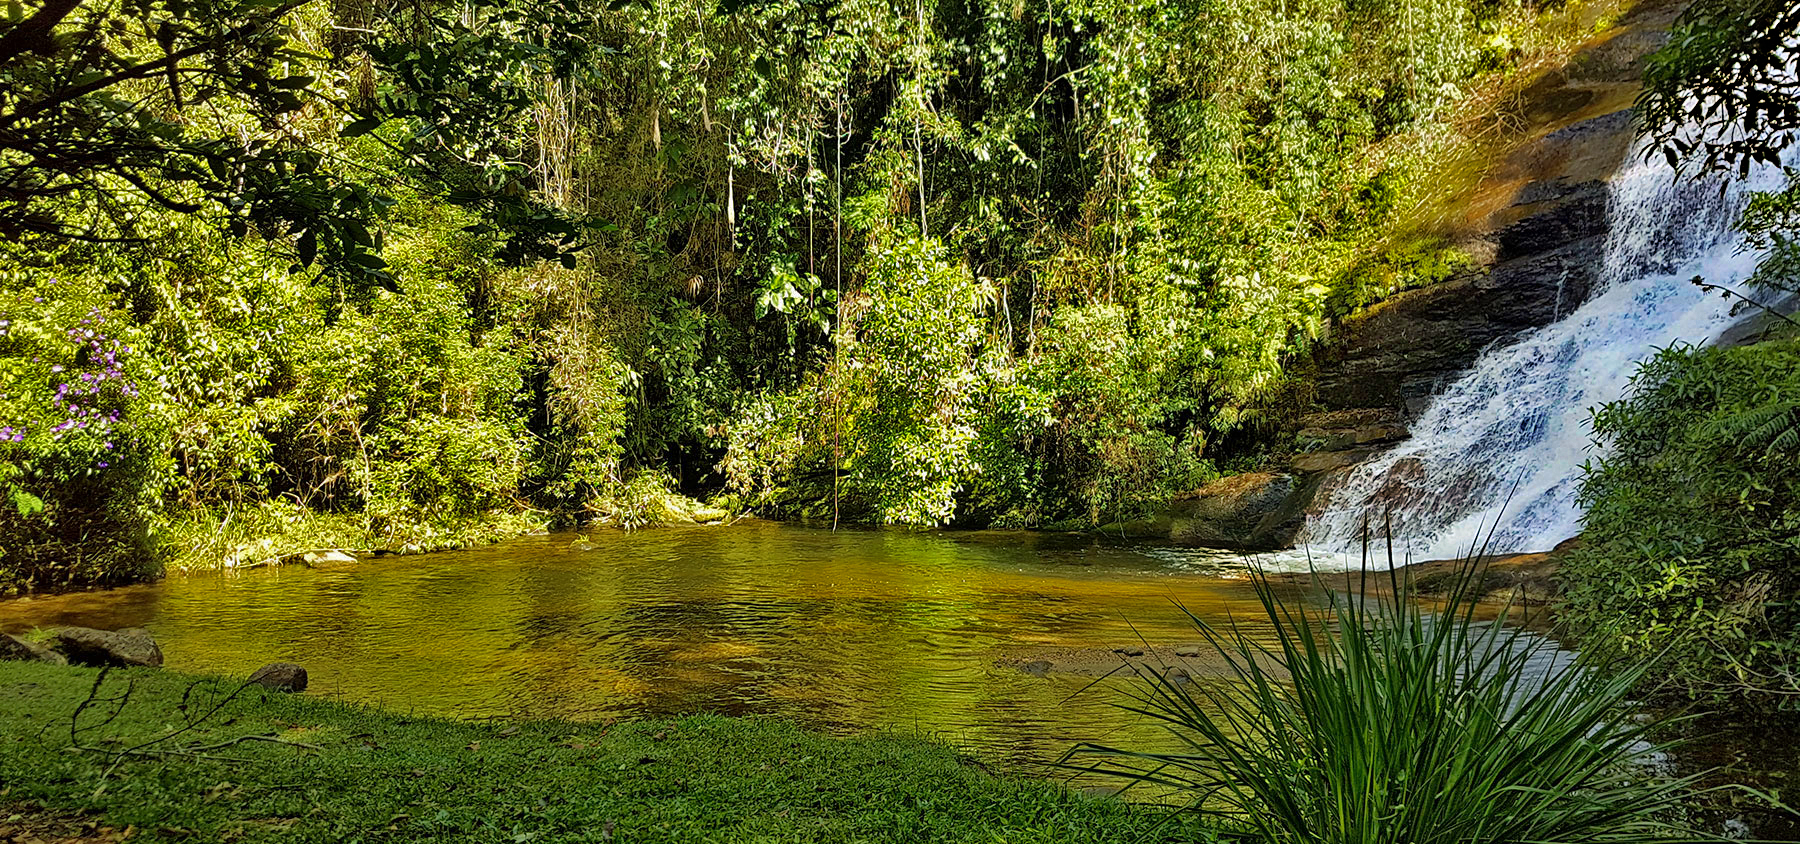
[0,661,1205,843]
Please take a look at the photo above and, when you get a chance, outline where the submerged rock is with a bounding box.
[1018,659,1052,678]
[0,633,65,664]
[248,662,309,692]
[48,626,163,668]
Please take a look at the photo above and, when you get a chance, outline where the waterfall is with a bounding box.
[1300,141,1785,562]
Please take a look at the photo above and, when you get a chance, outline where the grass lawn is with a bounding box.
[0,661,1206,843]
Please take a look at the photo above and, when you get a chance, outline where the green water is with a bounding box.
[0,523,1291,768]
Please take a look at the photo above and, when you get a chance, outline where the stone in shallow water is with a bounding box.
[48,627,162,668]
[1018,659,1052,678]
[0,633,65,664]
[1174,645,1202,658]
[248,663,309,692]
[302,550,357,568]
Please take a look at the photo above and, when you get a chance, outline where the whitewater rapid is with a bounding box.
[1296,140,1785,564]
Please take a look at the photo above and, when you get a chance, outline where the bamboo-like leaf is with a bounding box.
[1063,548,1733,844]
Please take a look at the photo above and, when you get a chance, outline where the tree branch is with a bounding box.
[0,0,85,61]
[0,1,307,131]
[1692,277,1800,329]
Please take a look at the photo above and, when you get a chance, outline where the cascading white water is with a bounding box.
[1300,141,1786,562]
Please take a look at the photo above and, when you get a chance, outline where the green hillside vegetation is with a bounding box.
[0,0,1632,590]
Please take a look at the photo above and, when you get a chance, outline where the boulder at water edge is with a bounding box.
[248,662,309,692]
[1167,472,1321,550]
[0,633,66,664]
[47,626,163,668]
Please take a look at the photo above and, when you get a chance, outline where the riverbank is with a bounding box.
[0,488,748,598]
[0,661,1201,843]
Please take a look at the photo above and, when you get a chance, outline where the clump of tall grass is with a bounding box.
[1066,545,1723,843]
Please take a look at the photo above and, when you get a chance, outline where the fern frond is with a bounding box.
[1706,400,1800,456]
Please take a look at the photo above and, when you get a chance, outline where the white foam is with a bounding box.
[1301,140,1786,561]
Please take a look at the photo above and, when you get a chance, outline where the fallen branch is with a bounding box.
[182,734,323,753]
[70,732,321,761]
[67,674,319,791]
[69,745,253,764]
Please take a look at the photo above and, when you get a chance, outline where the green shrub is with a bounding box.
[722,234,989,527]
[1066,563,1711,843]
[1564,338,1800,703]
[0,269,159,591]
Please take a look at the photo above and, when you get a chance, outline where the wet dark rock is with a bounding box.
[0,633,65,664]
[1290,448,1380,474]
[248,662,309,692]
[1168,472,1323,550]
[1165,666,1192,685]
[1716,294,1799,348]
[1174,645,1202,658]
[48,627,162,668]
[1308,105,1644,418]
[1296,422,1409,452]
[1112,646,1145,657]
[1018,659,1052,678]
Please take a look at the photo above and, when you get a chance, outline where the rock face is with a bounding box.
[48,626,163,668]
[0,633,66,664]
[1160,2,1691,550]
[1311,117,1624,415]
[248,662,309,692]
[1290,536,1580,606]
[1168,472,1322,550]
[1142,2,1688,550]
[1309,0,1685,417]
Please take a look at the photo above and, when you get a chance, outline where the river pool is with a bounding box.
[0,523,1304,769]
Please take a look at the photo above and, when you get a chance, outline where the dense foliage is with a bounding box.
[0,0,1617,588]
[1565,0,1800,708]
[1636,0,1800,178]
[1635,0,1800,300]
[1566,339,1800,703]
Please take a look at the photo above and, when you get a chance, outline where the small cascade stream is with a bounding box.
[1301,142,1786,561]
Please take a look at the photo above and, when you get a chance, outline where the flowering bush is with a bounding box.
[0,273,156,590]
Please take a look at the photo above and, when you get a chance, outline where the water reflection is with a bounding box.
[1,525,1302,765]
[5,525,1788,837]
